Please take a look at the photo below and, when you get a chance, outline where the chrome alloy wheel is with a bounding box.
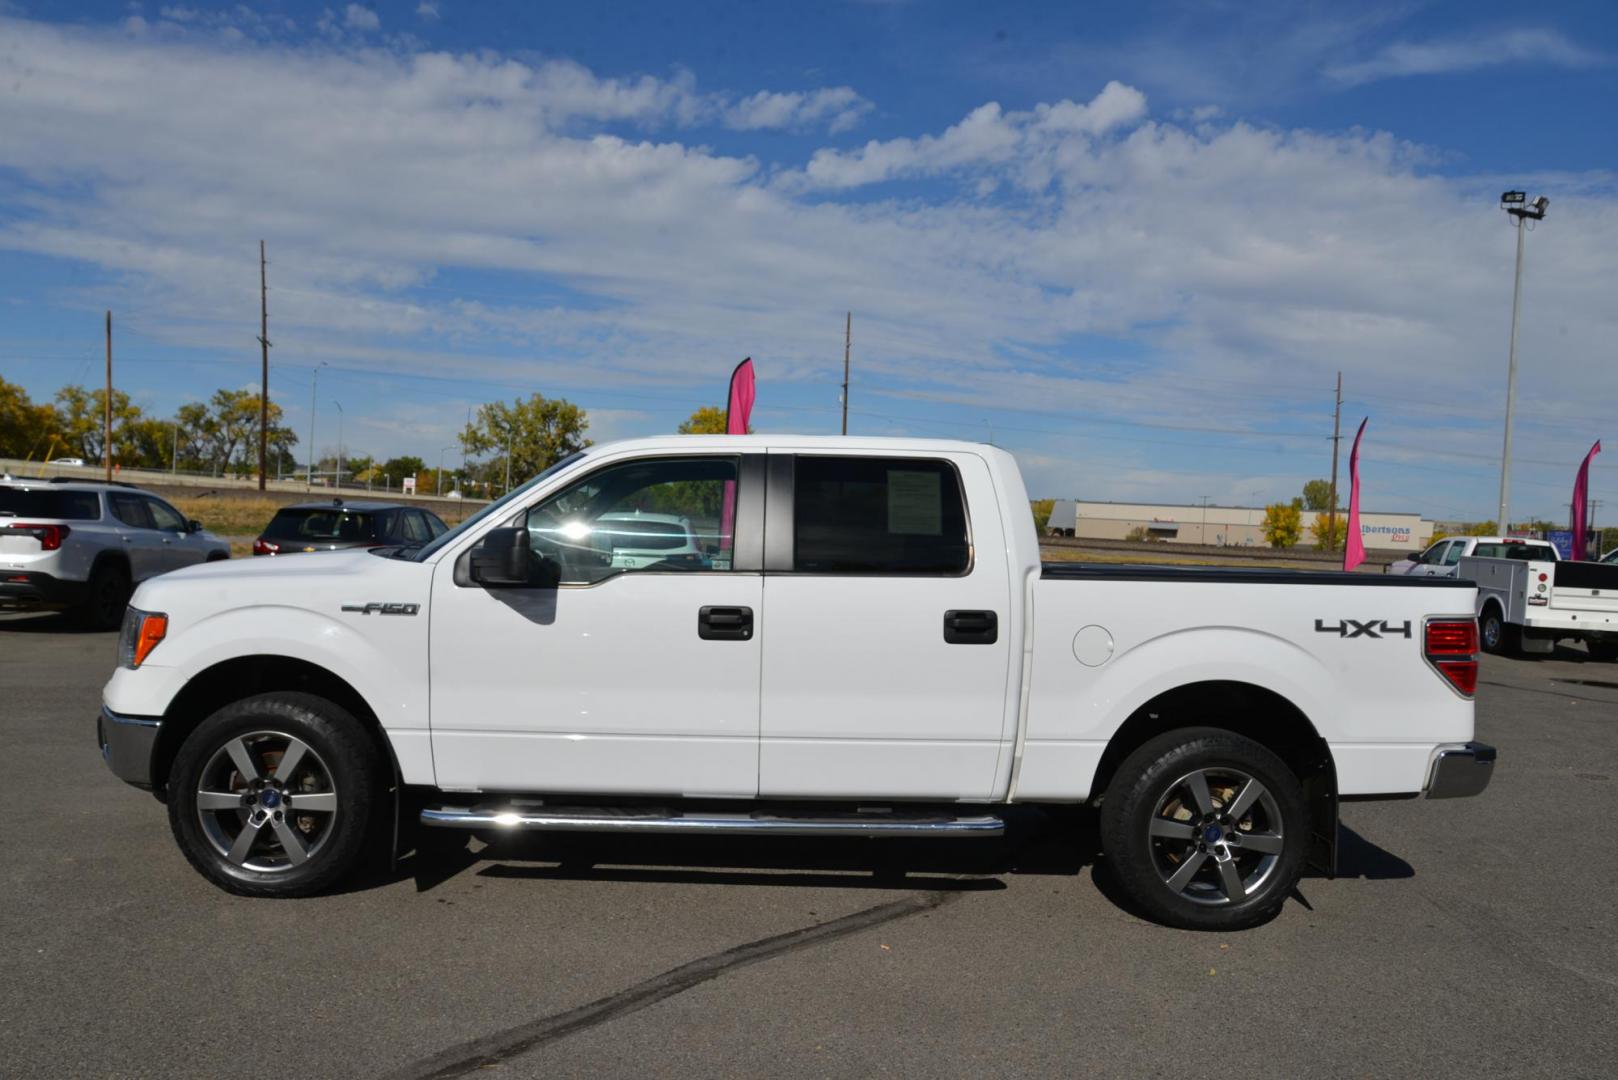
[1147,767,1285,906]
[195,731,339,872]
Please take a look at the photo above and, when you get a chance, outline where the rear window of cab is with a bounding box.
[263,508,379,542]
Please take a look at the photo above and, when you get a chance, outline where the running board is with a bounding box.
[420,804,1005,838]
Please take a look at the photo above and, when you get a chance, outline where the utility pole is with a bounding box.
[504,428,513,494]
[840,311,851,436]
[306,362,324,491]
[1326,371,1342,551]
[172,423,179,476]
[1497,191,1549,531]
[104,311,113,483]
[1200,495,1211,545]
[257,240,271,491]
[333,400,344,490]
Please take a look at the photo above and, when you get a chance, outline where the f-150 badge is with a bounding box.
[1315,619,1412,639]
[341,602,420,616]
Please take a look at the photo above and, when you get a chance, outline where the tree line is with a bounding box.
[1,376,299,476]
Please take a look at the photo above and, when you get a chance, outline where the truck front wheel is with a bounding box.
[167,693,381,897]
[1100,728,1307,931]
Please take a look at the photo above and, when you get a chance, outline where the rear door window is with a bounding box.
[792,456,970,575]
[0,488,101,520]
[110,493,156,529]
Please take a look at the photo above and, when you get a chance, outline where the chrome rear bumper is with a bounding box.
[1425,741,1496,799]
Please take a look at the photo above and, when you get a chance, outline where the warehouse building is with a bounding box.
[1045,500,1432,552]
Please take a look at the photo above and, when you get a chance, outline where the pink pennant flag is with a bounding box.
[726,357,755,434]
[719,358,755,557]
[1343,418,1368,572]
[1571,439,1601,561]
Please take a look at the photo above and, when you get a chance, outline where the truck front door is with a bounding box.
[757,452,1014,800]
[427,453,765,796]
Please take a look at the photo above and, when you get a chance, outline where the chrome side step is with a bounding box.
[420,805,1005,838]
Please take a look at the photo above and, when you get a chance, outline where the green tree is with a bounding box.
[1301,479,1335,512]
[381,456,426,485]
[460,393,590,488]
[0,376,59,459]
[1262,500,1303,548]
[679,405,732,435]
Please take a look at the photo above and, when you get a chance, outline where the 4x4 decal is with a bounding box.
[1314,619,1412,639]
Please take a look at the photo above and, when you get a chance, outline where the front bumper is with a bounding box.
[1425,741,1496,799]
[97,705,161,790]
[0,571,85,611]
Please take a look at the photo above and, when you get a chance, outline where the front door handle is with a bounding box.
[698,605,753,641]
[944,609,998,645]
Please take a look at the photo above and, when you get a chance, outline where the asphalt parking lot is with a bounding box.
[3,612,1616,1079]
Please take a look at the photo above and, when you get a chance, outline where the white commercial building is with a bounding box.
[1046,500,1432,553]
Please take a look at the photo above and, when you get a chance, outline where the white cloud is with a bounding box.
[725,86,871,134]
[784,81,1146,191]
[343,4,379,32]
[1326,28,1606,85]
[0,15,1616,513]
[416,2,439,21]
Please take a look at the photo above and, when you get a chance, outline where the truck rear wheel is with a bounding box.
[1100,728,1307,931]
[167,693,381,897]
[1479,605,1510,655]
[1588,641,1618,663]
[75,560,129,631]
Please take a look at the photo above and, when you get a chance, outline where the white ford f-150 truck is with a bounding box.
[99,436,1493,929]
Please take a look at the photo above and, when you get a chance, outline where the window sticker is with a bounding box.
[887,469,942,535]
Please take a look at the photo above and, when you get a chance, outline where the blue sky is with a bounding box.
[4,1,1618,520]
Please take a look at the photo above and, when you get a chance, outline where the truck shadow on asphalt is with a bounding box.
[382,808,1412,922]
[0,612,94,633]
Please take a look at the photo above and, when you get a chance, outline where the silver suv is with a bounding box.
[0,478,230,629]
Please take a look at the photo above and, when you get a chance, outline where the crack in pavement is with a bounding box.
[380,889,965,1080]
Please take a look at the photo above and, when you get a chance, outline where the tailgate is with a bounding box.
[1550,560,1618,614]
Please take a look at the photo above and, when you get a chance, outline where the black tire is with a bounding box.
[1479,605,1508,655]
[1100,727,1308,931]
[74,559,130,631]
[167,692,381,897]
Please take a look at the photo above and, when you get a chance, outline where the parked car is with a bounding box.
[54,457,86,467]
[252,500,448,556]
[1,478,229,628]
[572,511,706,570]
[100,436,1492,930]
[1601,548,1618,564]
[1462,550,1618,659]
[1387,535,1559,577]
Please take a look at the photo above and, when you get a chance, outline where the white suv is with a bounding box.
[0,479,230,628]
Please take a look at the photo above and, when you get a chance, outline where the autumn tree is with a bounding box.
[0,377,58,459]
[1262,499,1304,548]
[54,385,144,464]
[1309,514,1348,551]
[679,406,731,435]
[460,393,590,489]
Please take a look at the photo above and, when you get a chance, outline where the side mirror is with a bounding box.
[187,519,204,533]
[470,527,537,588]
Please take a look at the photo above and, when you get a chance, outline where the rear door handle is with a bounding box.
[698,605,754,641]
[944,609,998,645]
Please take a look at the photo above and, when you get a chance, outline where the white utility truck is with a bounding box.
[1461,549,1618,659]
[99,436,1493,930]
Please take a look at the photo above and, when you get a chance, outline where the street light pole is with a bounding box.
[1497,191,1549,532]
[306,363,325,491]
[333,400,344,491]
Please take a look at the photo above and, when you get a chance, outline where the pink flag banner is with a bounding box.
[719,358,755,557]
[725,357,755,434]
[1571,439,1601,561]
[1343,417,1368,573]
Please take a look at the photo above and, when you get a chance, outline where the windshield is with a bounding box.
[406,451,587,561]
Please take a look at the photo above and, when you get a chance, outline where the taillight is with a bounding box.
[1425,618,1478,697]
[6,523,70,550]
[252,538,280,556]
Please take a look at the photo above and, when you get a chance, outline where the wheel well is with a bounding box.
[1480,597,1503,620]
[1089,680,1337,873]
[89,551,131,578]
[152,655,397,795]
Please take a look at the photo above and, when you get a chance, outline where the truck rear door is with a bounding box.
[756,451,1014,800]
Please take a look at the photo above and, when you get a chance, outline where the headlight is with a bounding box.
[118,607,168,669]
